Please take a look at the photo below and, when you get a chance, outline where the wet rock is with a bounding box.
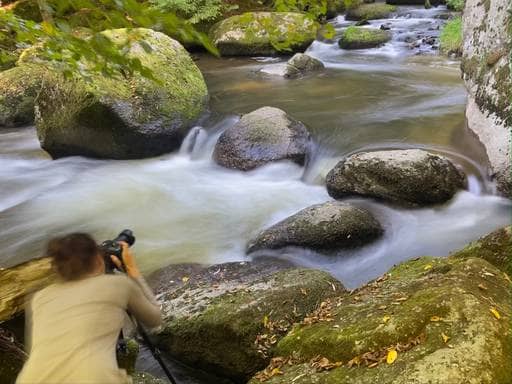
[152,259,344,382]
[339,27,391,49]
[452,226,512,277]
[326,149,466,206]
[380,23,392,30]
[355,19,370,26]
[326,0,346,19]
[423,36,436,45]
[31,28,208,159]
[0,65,44,128]
[345,4,396,21]
[247,201,383,253]
[284,53,324,78]
[209,12,317,56]
[213,106,311,171]
[0,327,26,384]
[249,255,512,384]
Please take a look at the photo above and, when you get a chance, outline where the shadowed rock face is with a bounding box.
[247,201,383,253]
[30,28,208,160]
[151,259,344,383]
[213,106,311,171]
[326,149,466,206]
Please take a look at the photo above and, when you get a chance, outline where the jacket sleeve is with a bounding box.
[127,276,162,329]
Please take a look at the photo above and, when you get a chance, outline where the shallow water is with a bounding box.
[1,5,511,292]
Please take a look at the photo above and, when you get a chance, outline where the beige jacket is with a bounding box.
[16,274,162,384]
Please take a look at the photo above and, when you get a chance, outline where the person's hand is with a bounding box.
[110,242,141,278]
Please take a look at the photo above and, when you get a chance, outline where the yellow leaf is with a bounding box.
[382,315,391,324]
[263,315,269,327]
[430,316,441,322]
[386,349,397,364]
[423,264,433,270]
[441,333,450,343]
[181,276,189,283]
[490,308,501,320]
[270,368,282,376]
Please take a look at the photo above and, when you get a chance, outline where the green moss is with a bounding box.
[439,16,462,55]
[117,338,139,375]
[445,0,464,11]
[339,26,391,49]
[345,3,396,21]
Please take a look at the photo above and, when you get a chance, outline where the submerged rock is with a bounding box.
[339,27,391,49]
[209,12,317,56]
[32,28,208,159]
[326,149,466,206]
[284,53,324,78]
[213,106,311,171]
[152,259,344,382]
[345,3,396,21]
[0,65,44,128]
[247,201,383,253]
[249,256,512,384]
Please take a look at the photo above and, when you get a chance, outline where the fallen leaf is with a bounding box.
[263,315,269,327]
[441,333,450,343]
[386,349,397,364]
[423,264,433,270]
[478,284,488,290]
[181,276,190,283]
[490,307,501,320]
[382,315,391,324]
[430,316,441,322]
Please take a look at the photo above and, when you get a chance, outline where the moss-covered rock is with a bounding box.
[0,327,26,384]
[213,106,311,171]
[10,0,42,21]
[30,28,208,159]
[209,12,318,56]
[452,226,512,277]
[249,256,512,384]
[338,26,391,49]
[284,53,324,78]
[345,4,396,21]
[0,65,46,128]
[247,201,383,253]
[153,260,344,382]
[326,149,466,206]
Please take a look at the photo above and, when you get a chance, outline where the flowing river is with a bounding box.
[0,5,511,293]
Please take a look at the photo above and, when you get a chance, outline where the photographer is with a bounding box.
[16,233,162,384]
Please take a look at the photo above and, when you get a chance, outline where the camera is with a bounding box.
[100,229,136,273]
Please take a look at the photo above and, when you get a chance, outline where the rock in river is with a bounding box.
[213,106,311,171]
[247,201,383,253]
[326,149,466,206]
[339,26,391,49]
[209,12,317,56]
[345,3,396,21]
[284,53,324,78]
[29,28,208,159]
[152,259,344,382]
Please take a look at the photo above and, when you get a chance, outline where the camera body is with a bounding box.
[100,229,136,273]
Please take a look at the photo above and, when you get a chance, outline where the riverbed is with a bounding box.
[0,5,510,292]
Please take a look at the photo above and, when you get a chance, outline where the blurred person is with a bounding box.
[16,233,162,384]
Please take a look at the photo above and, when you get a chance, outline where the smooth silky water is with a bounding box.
[1,5,511,293]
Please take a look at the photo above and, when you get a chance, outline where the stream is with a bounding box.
[1,6,511,292]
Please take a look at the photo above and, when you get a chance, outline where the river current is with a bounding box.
[0,5,511,291]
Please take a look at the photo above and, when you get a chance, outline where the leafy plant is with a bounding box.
[439,16,462,55]
[446,0,464,11]
[151,0,237,25]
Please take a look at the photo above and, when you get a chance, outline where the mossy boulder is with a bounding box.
[345,4,396,21]
[30,28,208,159]
[0,327,26,384]
[209,12,318,56]
[247,201,383,253]
[452,226,512,277]
[339,26,391,49]
[213,106,311,171]
[326,149,466,206]
[284,53,324,78]
[152,260,344,382]
[0,65,46,128]
[249,256,512,384]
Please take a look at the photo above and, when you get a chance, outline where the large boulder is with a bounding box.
[249,256,512,384]
[0,65,44,128]
[326,149,466,206]
[338,26,391,49]
[213,106,311,171]
[152,259,344,382]
[345,3,396,21]
[28,28,208,159]
[284,53,324,78]
[247,201,383,253]
[461,0,511,197]
[209,12,318,56]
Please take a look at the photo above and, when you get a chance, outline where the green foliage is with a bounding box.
[273,0,335,38]
[439,16,462,55]
[343,0,361,10]
[446,0,464,11]
[151,0,237,25]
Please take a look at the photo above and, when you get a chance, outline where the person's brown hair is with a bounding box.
[48,233,100,281]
